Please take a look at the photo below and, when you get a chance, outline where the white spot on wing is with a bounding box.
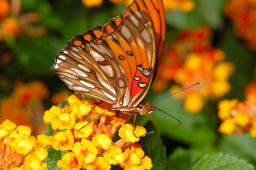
[138,82,146,88]
[130,14,139,26]
[80,80,95,88]
[90,50,105,62]
[59,55,67,60]
[71,68,88,78]
[63,50,68,54]
[102,90,116,101]
[141,29,151,43]
[134,76,141,81]
[119,79,125,88]
[56,59,62,64]
[121,25,131,39]
[73,86,89,92]
[123,88,130,106]
[100,65,114,77]
[53,64,59,69]
[78,64,91,72]
[96,73,116,95]
[135,11,142,18]
[72,47,79,52]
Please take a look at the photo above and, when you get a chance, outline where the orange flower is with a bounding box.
[226,0,256,50]
[0,0,10,18]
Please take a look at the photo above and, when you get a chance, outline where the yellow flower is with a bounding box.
[24,157,48,170]
[164,0,194,11]
[72,102,92,118]
[81,0,103,7]
[10,135,36,155]
[119,124,146,143]
[250,124,256,137]
[86,157,111,170]
[92,134,112,150]
[234,112,250,127]
[57,152,84,170]
[24,147,48,170]
[37,135,52,148]
[184,54,201,70]
[104,145,125,165]
[73,121,93,139]
[95,106,115,116]
[44,106,76,130]
[52,130,74,151]
[121,145,152,170]
[218,100,237,120]
[219,119,236,134]
[213,62,234,80]
[0,119,16,138]
[184,93,204,113]
[211,80,231,97]
[72,139,98,165]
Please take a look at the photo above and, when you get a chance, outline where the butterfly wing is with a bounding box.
[53,0,166,108]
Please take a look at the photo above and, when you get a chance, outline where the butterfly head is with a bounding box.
[139,102,156,115]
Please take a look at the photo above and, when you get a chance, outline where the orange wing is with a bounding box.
[53,0,166,108]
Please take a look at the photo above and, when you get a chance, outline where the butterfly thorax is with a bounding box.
[112,102,156,115]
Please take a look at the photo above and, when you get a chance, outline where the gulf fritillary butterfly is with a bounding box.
[53,0,166,115]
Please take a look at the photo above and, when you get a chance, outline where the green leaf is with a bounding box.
[193,152,255,170]
[44,124,54,136]
[11,36,62,76]
[150,94,216,147]
[218,134,256,163]
[166,148,193,170]
[196,0,223,28]
[45,148,62,170]
[166,10,203,29]
[141,124,166,170]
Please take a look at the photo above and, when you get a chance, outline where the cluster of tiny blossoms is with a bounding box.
[0,119,50,169]
[0,95,152,169]
[153,28,234,113]
[218,81,256,137]
[226,0,256,50]
[0,81,48,134]
[218,95,256,137]
[44,95,152,170]
[0,0,45,42]
[81,0,194,11]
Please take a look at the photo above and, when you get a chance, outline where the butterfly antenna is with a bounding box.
[154,106,183,126]
[158,82,200,102]
[170,82,200,96]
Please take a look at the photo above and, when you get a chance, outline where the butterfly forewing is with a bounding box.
[53,0,166,109]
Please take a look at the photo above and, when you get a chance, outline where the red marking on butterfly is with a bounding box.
[52,0,166,115]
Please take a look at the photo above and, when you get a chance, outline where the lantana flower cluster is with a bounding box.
[0,81,48,134]
[0,0,45,42]
[226,0,256,50]
[218,81,256,137]
[153,28,234,113]
[0,95,152,169]
[82,0,194,11]
[0,119,50,169]
[44,95,152,170]
[218,95,256,138]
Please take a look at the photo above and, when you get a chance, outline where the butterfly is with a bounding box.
[52,0,166,115]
